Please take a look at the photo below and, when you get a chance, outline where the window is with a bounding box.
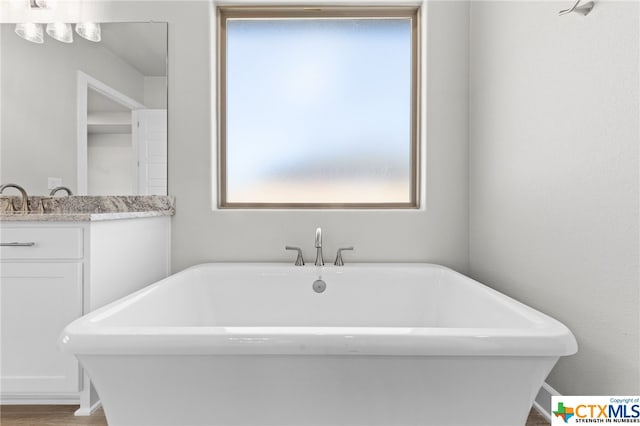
[217,6,420,208]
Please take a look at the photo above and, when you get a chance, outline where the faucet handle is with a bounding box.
[334,246,354,266]
[35,198,46,214]
[285,246,305,266]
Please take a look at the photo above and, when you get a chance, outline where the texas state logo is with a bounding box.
[553,402,575,423]
[551,396,640,425]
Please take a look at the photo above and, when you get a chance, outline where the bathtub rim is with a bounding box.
[58,262,578,357]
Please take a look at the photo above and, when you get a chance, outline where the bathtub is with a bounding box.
[59,263,577,426]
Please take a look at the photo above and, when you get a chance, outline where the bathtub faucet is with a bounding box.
[314,227,324,266]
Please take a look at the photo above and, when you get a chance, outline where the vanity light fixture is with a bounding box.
[15,22,102,44]
[13,0,101,44]
[14,22,44,43]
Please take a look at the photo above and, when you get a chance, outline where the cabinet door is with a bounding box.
[1,262,83,394]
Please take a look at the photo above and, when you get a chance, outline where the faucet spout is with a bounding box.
[314,227,324,266]
[50,186,73,196]
[0,183,28,213]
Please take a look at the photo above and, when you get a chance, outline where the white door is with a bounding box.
[133,109,167,195]
[1,262,82,394]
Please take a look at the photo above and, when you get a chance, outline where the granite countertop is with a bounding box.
[0,195,175,222]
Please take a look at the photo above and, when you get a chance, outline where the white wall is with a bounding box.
[469,1,639,395]
[0,24,145,195]
[144,76,167,109]
[87,133,134,195]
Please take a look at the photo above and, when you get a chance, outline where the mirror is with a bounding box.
[0,22,168,196]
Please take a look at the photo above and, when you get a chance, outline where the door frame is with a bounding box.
[76,71,145,195]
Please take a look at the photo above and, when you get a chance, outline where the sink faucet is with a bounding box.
[50,186,73,196]
[0,183,28,213]
[314,227,324,266]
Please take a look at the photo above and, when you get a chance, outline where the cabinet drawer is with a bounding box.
[0,227,83,260]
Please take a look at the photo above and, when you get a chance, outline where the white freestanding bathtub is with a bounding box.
[59,263,577,426]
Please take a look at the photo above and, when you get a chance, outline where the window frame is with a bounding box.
[217,6,421,209]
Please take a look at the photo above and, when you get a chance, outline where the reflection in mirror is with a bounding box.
[88,89,135,194]
[0,22,168,196]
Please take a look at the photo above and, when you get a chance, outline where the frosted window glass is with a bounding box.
[225,18,413,205]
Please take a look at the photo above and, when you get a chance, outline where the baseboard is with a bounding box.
[533,382,560,422]
[74,400,102,416]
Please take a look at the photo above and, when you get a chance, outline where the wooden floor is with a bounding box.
[0,405,551,425]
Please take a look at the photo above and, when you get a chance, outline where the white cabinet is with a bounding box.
[1,226,84,398]
[1,262,82,394]
[0,217,171,412]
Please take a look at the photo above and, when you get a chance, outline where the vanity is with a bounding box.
[0,195,174,414]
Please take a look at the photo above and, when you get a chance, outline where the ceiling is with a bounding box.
[99,22,167,77]
[87,89,131,113]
